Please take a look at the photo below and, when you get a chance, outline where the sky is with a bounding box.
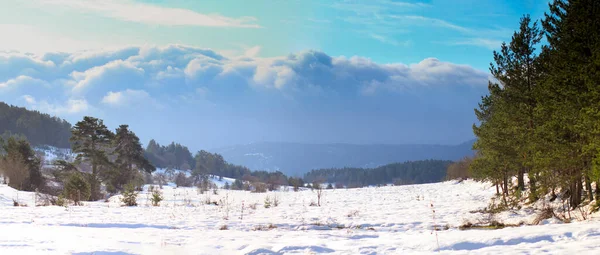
[0,0,550,151]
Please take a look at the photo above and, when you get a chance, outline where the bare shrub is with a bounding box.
[174,172,192,187]
[446,156,473,180]
[219,225,228,230]
[533,207,555,225]
[347,210,360,218]
[249,202,257,210]
[253,223,277,231]
[314,183,324,207]
[252,182,267,193]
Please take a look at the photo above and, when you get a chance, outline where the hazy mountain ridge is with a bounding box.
[213,140,476,176]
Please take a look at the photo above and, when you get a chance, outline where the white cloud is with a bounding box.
[70,60,145,92]
[450,38,504,50]
[394,15,470,33]
[1,45,489,109]
[0,75,48,89]
[23,96,90,115]
[21,95,37,104]
[101,89,161,109]
[36,0,260,28]
[368,33,411,47]
[0,24,120,54]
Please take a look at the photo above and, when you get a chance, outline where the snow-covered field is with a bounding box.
[1,180,600,254]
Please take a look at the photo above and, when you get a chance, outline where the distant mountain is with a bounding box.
[213,140,476,176]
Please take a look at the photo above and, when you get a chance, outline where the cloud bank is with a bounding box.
[0,45,489,149]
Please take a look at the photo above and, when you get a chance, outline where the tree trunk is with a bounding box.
[595,179,600,201]
[528,172,538,202]
[585,176,593,202]
[517,168,525,192]
[495,182,500,196]
[570,178,582,209]
[91,164,98,201]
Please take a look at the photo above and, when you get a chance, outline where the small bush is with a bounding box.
[253,182,267,193]
[120,183,138,206]
[253,223,277,231]
[219,225,228,230]
[56,195,66,207]
[64,173,91,205]
[174,172,192,187]
[264,196,272,208]
[150,188,163,207]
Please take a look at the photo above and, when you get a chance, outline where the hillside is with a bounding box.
[0,102,71,148]
[213,140,475,176]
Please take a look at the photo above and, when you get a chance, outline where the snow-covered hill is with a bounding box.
[33,145,76,166]
[1,180,600,254]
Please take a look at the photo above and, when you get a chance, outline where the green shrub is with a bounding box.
[150,187,163,206]
[64,173,91,205]
[121,183,138,206]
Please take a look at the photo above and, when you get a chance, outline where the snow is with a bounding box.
[33,146,76,166]
[1,180,600,254]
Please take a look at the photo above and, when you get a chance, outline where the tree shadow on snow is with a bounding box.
[60,223,174,230]
[442,235,555,251]
[72,252,135,255]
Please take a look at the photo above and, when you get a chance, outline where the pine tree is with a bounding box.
[70,116,114,201]
[111,125,155,191]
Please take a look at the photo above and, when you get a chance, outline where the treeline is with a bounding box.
[144,140,195,170]
[304,160,452,187]
[471,0,600,209]
[0,102,71,148]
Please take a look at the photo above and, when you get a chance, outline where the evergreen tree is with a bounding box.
[470,0,600,209]
[111,125,155,191]
[70,116,114,200]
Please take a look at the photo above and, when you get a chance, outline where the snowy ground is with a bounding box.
[1,180,600,254]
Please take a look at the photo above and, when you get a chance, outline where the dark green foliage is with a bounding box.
[144,140,194,170]
[472,0,600,210]
[0,102,72,148]
[231,179,244,190]
[288,177,304,191]
[63,173,91,205]
[0,137,43,191]
[304,160,452,187]
[150,187,163,206]
[70,116,114,200]
[120,182,138,206]
[109,125,155,192]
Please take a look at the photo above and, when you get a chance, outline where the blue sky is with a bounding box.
[0,0,550,150]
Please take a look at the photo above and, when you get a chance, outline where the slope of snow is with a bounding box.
[33,146,76,166]
[0,180,599,254]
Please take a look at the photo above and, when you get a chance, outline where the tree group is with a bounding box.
[471,0,600,209]
[70,117,155,200]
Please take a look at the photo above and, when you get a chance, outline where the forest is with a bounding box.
[467,0,600,210]
[0,102,71,148]
[304,160,452,187]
